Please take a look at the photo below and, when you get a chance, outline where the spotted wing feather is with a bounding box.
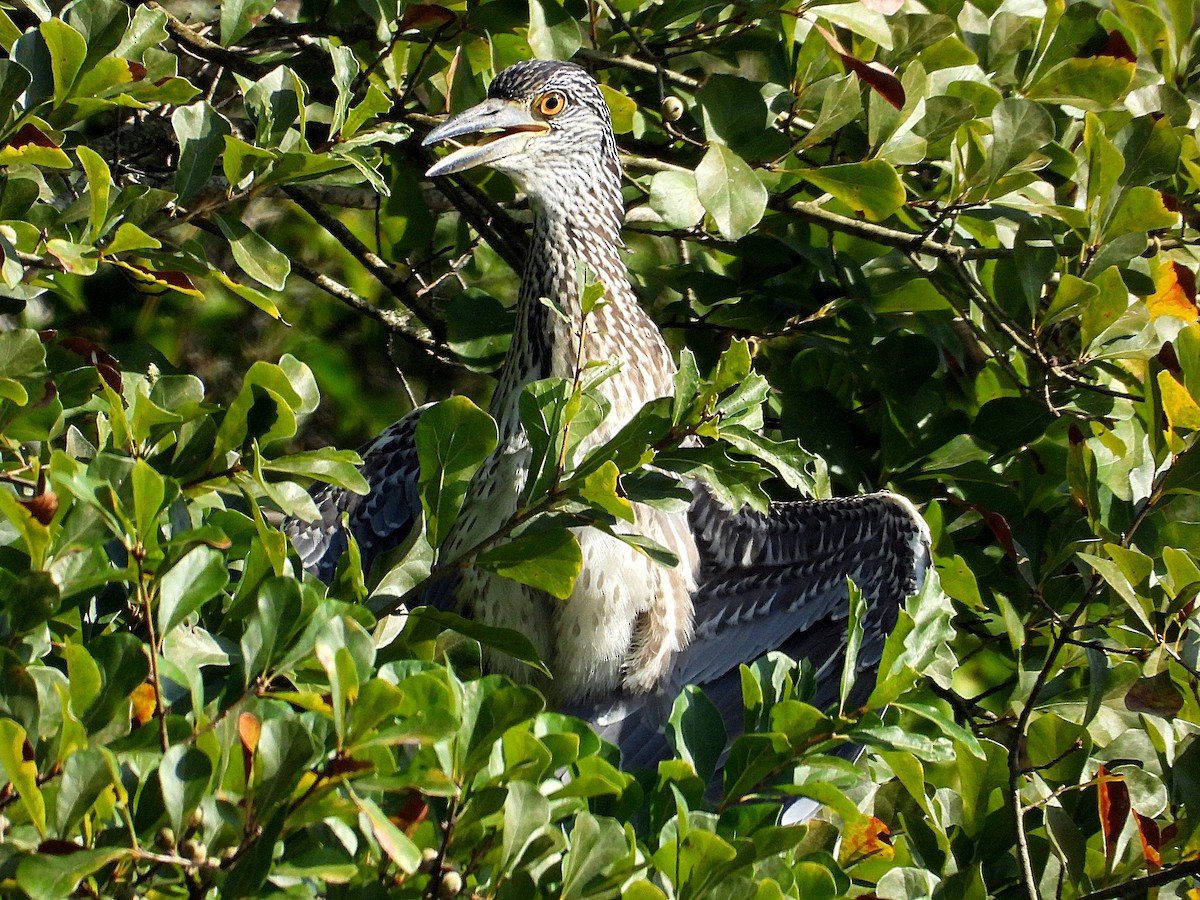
[285,406,429,583]
[576,490,930,769]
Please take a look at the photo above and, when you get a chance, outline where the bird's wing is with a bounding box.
[579,490,931,769]
[285,406,429,583]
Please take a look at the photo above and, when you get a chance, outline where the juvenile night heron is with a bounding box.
[287,60,930,765]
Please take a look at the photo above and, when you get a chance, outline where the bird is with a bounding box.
[286,59,930,769]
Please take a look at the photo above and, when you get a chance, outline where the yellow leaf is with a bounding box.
[1147,261,1198,323]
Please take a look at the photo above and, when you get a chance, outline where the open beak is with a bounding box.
[423,98,550,177]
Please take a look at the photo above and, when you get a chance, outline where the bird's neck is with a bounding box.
[494,167,676,433]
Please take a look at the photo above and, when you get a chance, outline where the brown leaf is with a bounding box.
[1159,341,1182,375]
[1098,764,1131,863]
[1147,261,1199,323]
[5,123,59,151]
[128,61,147,81]
[322,756,374,778]
[1094,30,1136,62]
[394,792,429,834]
[38,838,84,855]
[20,491,58,526]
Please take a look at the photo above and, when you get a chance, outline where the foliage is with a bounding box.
[1,0,1200,897]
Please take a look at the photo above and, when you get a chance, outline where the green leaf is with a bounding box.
[16,849,125,900]
[219,0,273,45]
[351,790,422,874]
[695,143,767,240]
[212,213,290,291]
[415,396,498,549]
[104,222,160,255]
[1026,57,1135,111]
[157,545,228,635]
[0,59,32,129]
[598,83,635,134]
[171,102,231,205]
[649,170,705,229]
[800,160,906,221]
[39,19,85,106]
[573,460,634,523]
[476,528,583,600]
[1103,186,1179,242]
[561,813,631,900]
[839,579,865,713]
[54,747,112,836]
[501,781,551,876]
[158,744,212,836]
[982,98,1053,191]
[405,608,551,677]
[212,270,285,321]
[240,65,305,146]
[263,449,367,493]
[698,75,777,158]
[668,686,726,785]
[528,0,581,60]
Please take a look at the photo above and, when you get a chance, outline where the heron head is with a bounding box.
[423,60,618,196]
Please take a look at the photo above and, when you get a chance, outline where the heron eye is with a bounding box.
[536,91,567,117]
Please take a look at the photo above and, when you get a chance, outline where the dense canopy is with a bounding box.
[0,0,1199,897]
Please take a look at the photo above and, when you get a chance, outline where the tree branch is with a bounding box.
[283,185,446,342]
[1074,859,1200,900]
[288,258,463,369]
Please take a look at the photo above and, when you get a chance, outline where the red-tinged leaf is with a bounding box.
[812,23,905,109]
[6,123,59,151]
[1098,764,1131,863]
[20,491,58,526]
[397,4,456,32]
[37,330,57,343]
[1162,193,1180,212]
[37,839,83,855]
[1134,811,1161,869]
[130,683,156,726]
[1094,30,1136,62]
[982,510,1017,561]
[1148,261,1199,323]
[128,61,147,81]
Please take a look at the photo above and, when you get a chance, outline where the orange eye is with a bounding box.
[536,91,567,117]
